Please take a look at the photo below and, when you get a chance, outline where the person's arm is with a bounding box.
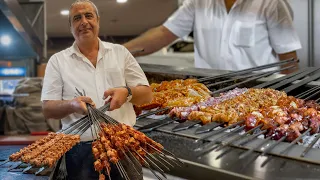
[278,51,298,74]
[42,96,95,119]
[103,86,152,111]
[124,0,195,57]
[266,0,301,74]
[123,25,178,57]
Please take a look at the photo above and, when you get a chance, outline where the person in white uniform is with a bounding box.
[124,0,301,72]
[41,0,152,179]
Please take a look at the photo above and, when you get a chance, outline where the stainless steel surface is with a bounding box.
[139,63,230,77]
[136,118,320,180]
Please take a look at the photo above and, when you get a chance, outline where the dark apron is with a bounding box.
[65,141,143,180]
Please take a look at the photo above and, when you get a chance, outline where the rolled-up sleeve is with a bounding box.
[123,47,149,87]
[163,0,195,38]
[41,55,63,101]
[267,0,302,54]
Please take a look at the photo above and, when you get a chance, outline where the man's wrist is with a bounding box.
[67,99,76,114]
[117,86,132,101]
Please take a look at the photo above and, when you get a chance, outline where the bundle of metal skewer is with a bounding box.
[84,104,183,180]
[0,102,111,178]
[0,89,183,180]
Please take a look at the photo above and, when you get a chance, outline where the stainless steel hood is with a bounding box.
[0,0,44,61]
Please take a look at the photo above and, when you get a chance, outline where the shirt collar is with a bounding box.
[67,38,112,57]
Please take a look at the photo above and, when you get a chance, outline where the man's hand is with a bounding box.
[70,96,95,115]
[103,87,128,111]
[278,51,298,74]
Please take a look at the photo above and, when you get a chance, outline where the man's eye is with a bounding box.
[74,16,80,21]
[86,14,93,18]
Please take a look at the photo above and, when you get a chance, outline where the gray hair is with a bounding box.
[68,0,99,25]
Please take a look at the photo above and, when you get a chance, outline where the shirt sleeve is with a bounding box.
[266,0,302,54]
[163,0,195,38]
[41,55,63,101]
[123,47,150,87]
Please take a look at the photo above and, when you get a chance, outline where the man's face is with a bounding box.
[69,2,99,43]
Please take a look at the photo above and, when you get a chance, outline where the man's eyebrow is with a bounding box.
[84,12,94,15]
[72,12,94,17]
[72,14,81,19]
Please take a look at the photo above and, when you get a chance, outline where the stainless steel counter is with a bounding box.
[136,118,320,180]
[139,63,230,78]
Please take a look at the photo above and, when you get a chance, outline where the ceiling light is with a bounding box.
[117,0,127,3]
[60,10,69,16]
[0,35,11,46]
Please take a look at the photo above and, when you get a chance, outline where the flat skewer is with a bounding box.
[120,149,142,175]
[147,143,183,166]
[143,152,167,179]
[300,135,320,157]
[214,124,263,152]
[216,130,267,160]
[195,120,245,143]
[0,159,9,167]
[134,150,163,180]
[239,136,273,160]
[260,128,311,167]
[118,162,130,180]
[195,125,245,153]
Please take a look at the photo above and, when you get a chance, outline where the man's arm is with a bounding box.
[123,25,178,57]
[130,85,152,105]
[278,51,298,74]
[103,86,152,111]
[266,0,301,74]
[42,96,95,119]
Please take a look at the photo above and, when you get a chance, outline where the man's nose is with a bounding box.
[80,16,88,26]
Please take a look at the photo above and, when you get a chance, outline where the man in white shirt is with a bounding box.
[41,0,152,179]
[124,0,301,72]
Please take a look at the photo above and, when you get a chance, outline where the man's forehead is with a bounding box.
[70,2,95,15]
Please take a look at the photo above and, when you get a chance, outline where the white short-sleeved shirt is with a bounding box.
[163,0,301,70]
[41,39,149,141]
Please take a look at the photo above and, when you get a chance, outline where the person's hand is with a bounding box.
[70,96,95,115]
[103,87,128,111]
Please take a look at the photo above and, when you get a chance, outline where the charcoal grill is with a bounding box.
[136,60,320,180]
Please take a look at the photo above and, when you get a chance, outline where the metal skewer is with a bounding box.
[300,135,320,157]
[195,120,244,143]
[214,124,263,152]
[155,154,175,168]
[195,125,245,153]
[147,152,170,171]
[0,159,9,167]
[134,150,163,180]
[211,65,296,95]
[260,136,287,157]
[118,162,130,180]
[198,58,297,83]
[296,86,320,99]
[239,136,273,160]
[120,149,142,175]
[142,150,167,179]
[147,143,183,167]
[216,130,267,160]
[260,128,311,167]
